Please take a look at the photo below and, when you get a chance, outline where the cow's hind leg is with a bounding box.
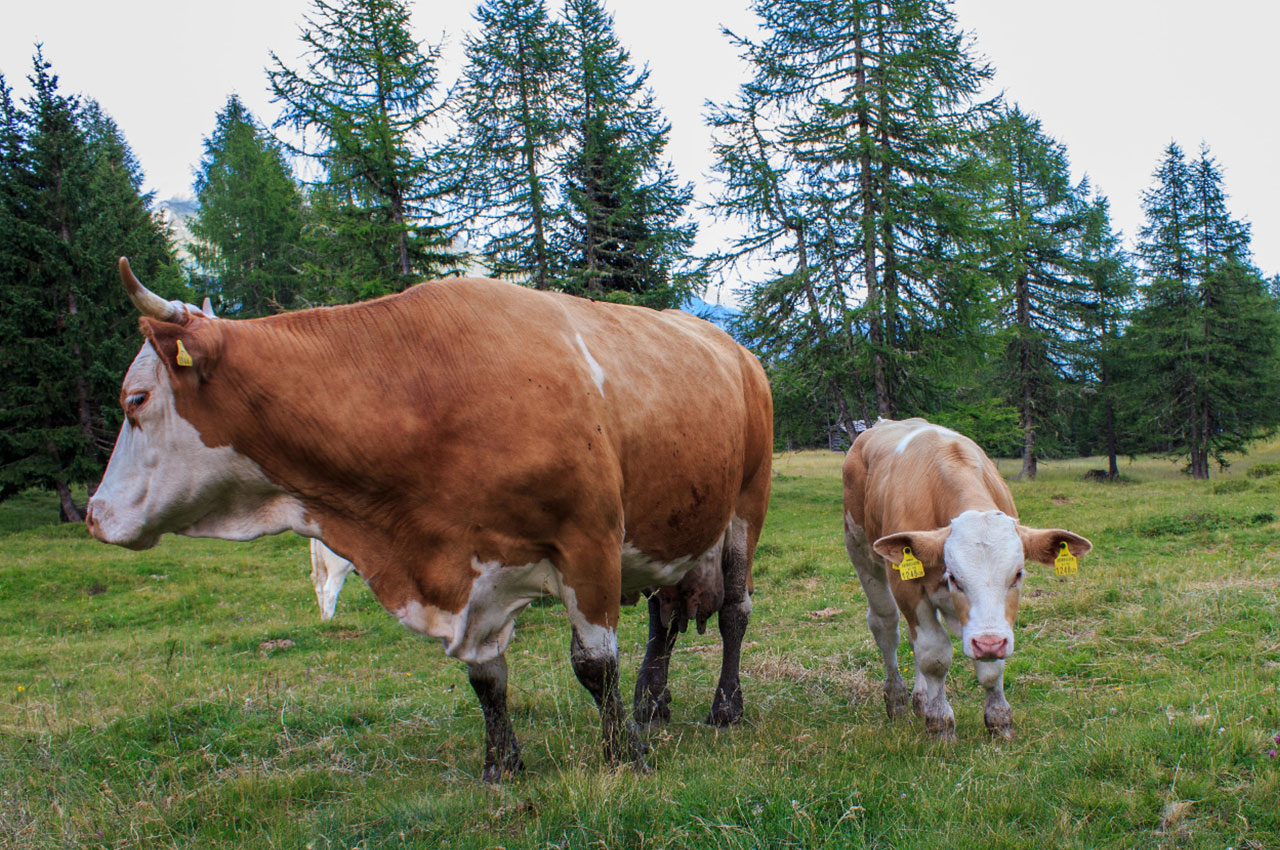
[975,658,1014,739]
[845,517,910,718]
[708,517,751,726]
[467,656,523,783]
[634,594,679,727]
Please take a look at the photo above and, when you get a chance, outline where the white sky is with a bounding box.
[3,0,1277,290]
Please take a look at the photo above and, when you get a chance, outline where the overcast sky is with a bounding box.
[3,0,1277,288]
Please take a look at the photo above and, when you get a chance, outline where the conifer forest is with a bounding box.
[3,0,1279,520]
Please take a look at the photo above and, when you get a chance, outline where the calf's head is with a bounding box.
[86,259,306,549]
[874,510,1091,661]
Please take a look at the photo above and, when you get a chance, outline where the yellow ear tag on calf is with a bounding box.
[1054,541,1078,577]
[175,339,193,367]
[895,547,925,580]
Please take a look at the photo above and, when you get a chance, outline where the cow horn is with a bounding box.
[201,297,216,317]
[118,257,182,322]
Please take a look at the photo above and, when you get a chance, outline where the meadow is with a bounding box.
[1,443,1278,849]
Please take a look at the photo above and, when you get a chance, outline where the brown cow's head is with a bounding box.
[85,259,315,549]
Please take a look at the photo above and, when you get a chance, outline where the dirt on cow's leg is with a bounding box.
[708,519,751,727]
[634,594,679,727]
[975,659,1015,739]
[571,628,649,770]
[467,656,523,783]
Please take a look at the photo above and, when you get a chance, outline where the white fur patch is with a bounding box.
[894,423,961,454]
[943,510,1021,658]
[575,332,606,396]
[310,539,356,621]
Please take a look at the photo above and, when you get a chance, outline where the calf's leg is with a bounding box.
[911,601,956,741]
[846,518,910,718]
[974,658,1014,739]
[467,656,523,783]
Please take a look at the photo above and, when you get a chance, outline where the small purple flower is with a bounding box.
[1274,732,1280,745]
[1268,749,1277,759]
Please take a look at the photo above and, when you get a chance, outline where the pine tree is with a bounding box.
[1128,143,1276,477]
[557,0,697,308]
[1073,194,1135,478]
[454,0,566,289]
[709,0,994,439]
[269,0,458,300]
[980,108,1092,479]
[189,95,305,317]
[0,52,179,519]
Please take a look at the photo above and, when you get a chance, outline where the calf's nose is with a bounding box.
[971,635,1009,659]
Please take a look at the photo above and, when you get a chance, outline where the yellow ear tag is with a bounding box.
[1054,541,1078,577]
[175,339,193,368]
[895,547,925,580]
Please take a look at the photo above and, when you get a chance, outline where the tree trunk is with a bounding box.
[854,12,888,418]
[1105,398,1119,479]
[56,479,84,524]
[1016,272,1036,480]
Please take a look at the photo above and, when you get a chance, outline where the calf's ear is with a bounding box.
[1018,527,1092,565]
[873,528,949,567]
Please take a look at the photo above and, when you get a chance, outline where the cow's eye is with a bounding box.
[947,573,964,593]
[1012,568,1024,587]
[126,392,149,412]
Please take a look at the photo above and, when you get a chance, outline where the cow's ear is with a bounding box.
[140,317,222,382]
[1018,527,1092,566]
[873,528,949,567]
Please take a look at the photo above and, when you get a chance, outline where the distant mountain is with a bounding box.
[681,294,740,336]
[156,196,197,262]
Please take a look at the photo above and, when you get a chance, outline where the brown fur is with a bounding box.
[138,277,772,632]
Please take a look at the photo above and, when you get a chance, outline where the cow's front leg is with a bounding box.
[911,602,956,741]
[570,626,647,768]
[974,658,1014,739]
[709,518,751,726]
[467,656,523,783]
[634,594,679,727]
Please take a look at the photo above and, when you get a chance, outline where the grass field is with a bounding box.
[2,442,1279,849]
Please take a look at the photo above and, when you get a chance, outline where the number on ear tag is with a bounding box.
[1054,541,1078,576]
[175,339,193,367]
[894,546,925,580]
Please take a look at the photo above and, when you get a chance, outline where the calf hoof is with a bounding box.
[885,685,910,719]
[925,715,956,742]
[911,692,926,718]
[707,690,744,727]
[634,689,672,728]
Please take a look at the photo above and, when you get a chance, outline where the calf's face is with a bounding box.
[874,510,1091,661]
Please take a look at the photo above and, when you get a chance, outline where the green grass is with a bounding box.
[2,442,1279,849]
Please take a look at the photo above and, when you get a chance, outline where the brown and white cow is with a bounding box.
[87,259,773,780]
[843,418,1090,739]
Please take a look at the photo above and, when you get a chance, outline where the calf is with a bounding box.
[843,418,1091,739]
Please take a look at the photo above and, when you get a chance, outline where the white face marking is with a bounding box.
[310,539,356,621]
[943,510,1022,659]
[575,332,606,396]
[894,423,961,454]
[87,343,318,549]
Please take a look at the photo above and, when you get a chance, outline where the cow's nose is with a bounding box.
[972,635,1009,659]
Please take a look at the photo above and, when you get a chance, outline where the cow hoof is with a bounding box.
[635,691,672,728]
[911,692,926,718]
[707,687,743,727]
[481,756,524,785]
